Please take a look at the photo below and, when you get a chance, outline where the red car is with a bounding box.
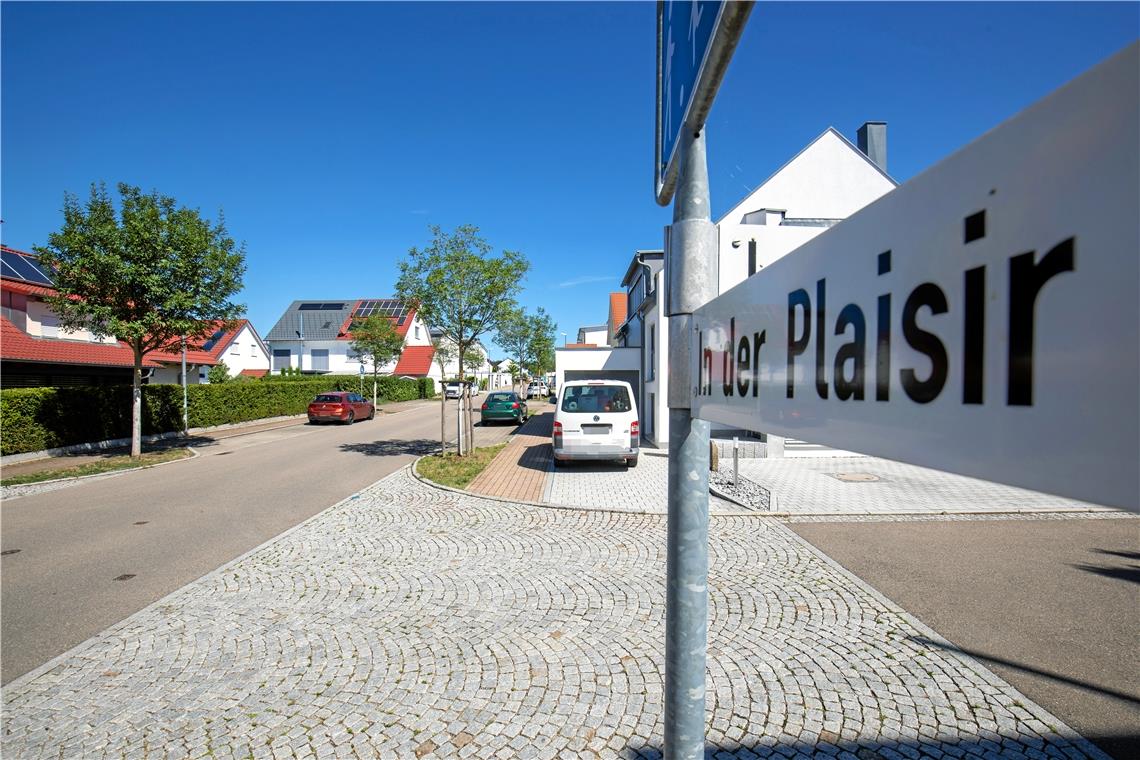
[307,391,375,425]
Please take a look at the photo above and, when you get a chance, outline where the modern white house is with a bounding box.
[618,122,898,447]
[264,299,435,379]
[196,319,271,381]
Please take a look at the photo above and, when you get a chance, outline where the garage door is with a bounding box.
[562,370,642,413]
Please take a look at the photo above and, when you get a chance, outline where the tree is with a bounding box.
[349,315,405,407]
[463,345,486,381]
[208,362,232,384]
[431,338,456,453]
[37,182,245,457]
[496,307,556,393]
[396,225,528,454]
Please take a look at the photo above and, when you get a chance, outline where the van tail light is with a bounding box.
[630,420,639,447]
[553,420,563,444]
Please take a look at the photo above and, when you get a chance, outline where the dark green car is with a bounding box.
[480,391,528,425]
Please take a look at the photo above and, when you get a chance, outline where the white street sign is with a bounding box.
[691,43,1139,511]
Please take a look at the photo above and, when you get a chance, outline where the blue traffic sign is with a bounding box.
[655,0,753,205]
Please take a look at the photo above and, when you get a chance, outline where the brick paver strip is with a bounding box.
[2,468,1109,759]
[467,413,553,503]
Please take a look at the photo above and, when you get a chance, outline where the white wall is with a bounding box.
[151,365,205,385]
[23,299,116,343]
[217,324,270,377]
[579,327,608,346]
[554,347,640,390]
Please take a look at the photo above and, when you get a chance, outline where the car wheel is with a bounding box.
[553,457,566,468]
[627,456,639,468]
[345,411,355,425]
[367,408,375,421]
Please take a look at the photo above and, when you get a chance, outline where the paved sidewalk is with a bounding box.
[3,468,1109,759]
[467,413,554,502]
[738,457,1110,515]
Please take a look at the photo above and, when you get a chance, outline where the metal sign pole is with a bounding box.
[664,125,718,758]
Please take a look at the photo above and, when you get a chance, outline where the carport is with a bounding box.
[554,346,642,411]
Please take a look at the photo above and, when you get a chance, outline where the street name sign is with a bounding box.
[655,0,752,206]
[690,43,1139,512]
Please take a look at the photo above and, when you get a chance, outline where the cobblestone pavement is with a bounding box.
[546,453,741,514]
[2,468,1108,759]
[738,457,1111,515]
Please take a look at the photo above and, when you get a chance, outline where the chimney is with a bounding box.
[857,121,887,173]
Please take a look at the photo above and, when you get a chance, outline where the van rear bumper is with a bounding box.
[552,443,638,461]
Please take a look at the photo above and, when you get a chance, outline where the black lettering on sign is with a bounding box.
[834,304,866,401]
[876,250,891,402]
[963,266,986,404]
[700,330,712,397]
[901,283,949,404]
[736,330,750,397]
[751,331,765,398]
[1008,238,1075,406]
[787,289,811,398]
[722,318,736,397]
[815,279,828,399]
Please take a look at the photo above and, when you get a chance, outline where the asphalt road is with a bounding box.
[791,517,1140,760]
[0,398,509,685]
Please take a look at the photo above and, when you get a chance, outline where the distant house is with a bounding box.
[263,298,438,379]
[0,245,218,387]
[198,319,271,381]
[575,324,608,347]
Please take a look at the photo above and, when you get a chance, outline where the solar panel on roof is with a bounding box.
[299,302,345,311]
[1,250,53,286]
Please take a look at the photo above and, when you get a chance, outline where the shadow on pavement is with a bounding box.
[908,634,1140,707]
[338,439,440,457]
[623,733,1138,760]
[1071,562,1140,585]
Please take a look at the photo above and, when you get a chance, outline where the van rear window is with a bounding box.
[560,385,631,413]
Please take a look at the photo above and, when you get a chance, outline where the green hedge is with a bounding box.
[1,376,430,455]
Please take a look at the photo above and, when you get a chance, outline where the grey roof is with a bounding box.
[265,300,357,341]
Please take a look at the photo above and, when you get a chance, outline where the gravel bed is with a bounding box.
[709,466,770,511]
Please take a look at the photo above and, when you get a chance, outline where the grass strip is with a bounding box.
[1,448,193,486]
[416,443,508,490]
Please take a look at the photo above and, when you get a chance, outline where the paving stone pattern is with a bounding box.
[738,457,1111,515]
[3,468,1107,760]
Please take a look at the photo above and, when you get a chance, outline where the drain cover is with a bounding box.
[113,574,136,582]
[829,472,881,482]
[1,549,21,556]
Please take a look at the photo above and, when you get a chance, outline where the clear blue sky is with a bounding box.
[3,2,1136,356]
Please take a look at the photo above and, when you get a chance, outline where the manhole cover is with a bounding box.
[1,549,21,556]
[829,472,882,483]
[113,574,136,582]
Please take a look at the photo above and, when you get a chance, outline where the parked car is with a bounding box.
[480,391,528,425]
[552,379,639,467]
[308,391,374,425]
[444,381,477,399]
[527,381,549,399]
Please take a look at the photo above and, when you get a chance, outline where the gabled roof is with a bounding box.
[265,299,417,342]
[608,292,627,328]
[392,345,435,376]
[716,126,899,226]
[1,316,217,368]
[198,319,269,359]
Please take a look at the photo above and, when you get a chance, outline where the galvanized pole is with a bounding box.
[181,337,189,435]
[664,125,718,758]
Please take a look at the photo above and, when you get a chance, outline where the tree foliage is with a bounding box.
[208,362,232,384]
[350,315,405,405]
[495,306,556,385]
[36,182,245,456]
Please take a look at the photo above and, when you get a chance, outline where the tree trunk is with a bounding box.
[372,369,378,409]
[466,384,475,454]
[131,346,143,459]
[439,384,446,454]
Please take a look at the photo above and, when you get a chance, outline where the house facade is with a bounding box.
[199,319,272,381]
[623,122,898,447]
[1,245,218,387]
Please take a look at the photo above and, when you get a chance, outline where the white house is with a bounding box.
[625,122,898,447]
[264,299,435,379]
[196,319,271,382]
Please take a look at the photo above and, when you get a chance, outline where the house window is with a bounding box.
[311,349,329,372]
[250,344,257,357]
[415,325,421,340]
[230,344,240,356]
[272,349,291,370]
[647,325,656,381]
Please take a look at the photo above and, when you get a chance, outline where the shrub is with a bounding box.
[207,362,231,384]
[0,375,425,455]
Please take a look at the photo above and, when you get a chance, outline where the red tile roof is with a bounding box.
[1,317,218,368]
[198,319,252,359]
[392,345,435,376]
[1,279,57,298]
[609,292,628,328]
[239,368,269,377]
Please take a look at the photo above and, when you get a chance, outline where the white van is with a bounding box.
[552,379,639,467]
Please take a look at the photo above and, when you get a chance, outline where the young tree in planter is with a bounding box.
[431,337,456,453]
[495,308,530,394]
[349,315,405,408]
[527,308,557,395]
[37,183,245,458]
[396,225,527,455]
